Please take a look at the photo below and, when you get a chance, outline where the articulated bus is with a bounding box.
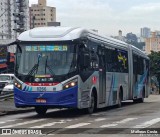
[13,27,150,115]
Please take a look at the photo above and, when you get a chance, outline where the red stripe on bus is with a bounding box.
[25,82,59,86]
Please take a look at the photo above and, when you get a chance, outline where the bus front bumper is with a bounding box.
[14,86,78,108]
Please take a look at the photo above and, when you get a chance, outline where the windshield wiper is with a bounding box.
[45,56,55,76]
[27,64,39,76]
[27,54,41,76]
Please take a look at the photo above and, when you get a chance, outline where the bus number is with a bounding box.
[37,87,46,92]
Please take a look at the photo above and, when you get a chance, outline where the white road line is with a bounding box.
[100,118,137,128]
[94,118,107,122]
[101,123,117,128]
[0,120,17,124]
[31,119,72,128]
[0,119,46,128]
[133,118,160,128]
[65,123,90,128]
[115,118,137,124]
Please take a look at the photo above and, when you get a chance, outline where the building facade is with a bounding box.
[30,0,56,29]
[141,27,151,38]
[0,0,30,41]
[145,31,160,54]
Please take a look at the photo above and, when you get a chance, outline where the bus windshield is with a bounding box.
[16,43,77,79]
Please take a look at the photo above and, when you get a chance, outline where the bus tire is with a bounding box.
[86,91,96,114]
[138,88,145,103]
[117,90,122,108]
[35,106,47,116]
[133,88,145,103]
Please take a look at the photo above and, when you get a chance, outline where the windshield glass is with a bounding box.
[0,76,10,81]
[17,43,77,78]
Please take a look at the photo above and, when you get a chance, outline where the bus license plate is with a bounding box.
[36,99,46,103]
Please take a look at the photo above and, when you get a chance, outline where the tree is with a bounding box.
[148,51,160,92]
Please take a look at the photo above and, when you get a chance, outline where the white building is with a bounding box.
[0,0,30,43]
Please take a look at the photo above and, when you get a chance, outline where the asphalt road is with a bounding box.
[0,95,160,137]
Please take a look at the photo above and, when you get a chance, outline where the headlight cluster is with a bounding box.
[14,80,22,90]
[63,79,78,90]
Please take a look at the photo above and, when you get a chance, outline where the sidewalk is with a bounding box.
[0,98,34,116]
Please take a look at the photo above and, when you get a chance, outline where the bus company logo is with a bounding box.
[38,93,45,98]
[2,129,12,135]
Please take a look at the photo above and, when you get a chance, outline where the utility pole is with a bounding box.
[7,0,11,39]
[13,0,26,34]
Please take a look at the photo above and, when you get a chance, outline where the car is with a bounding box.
[0,74,14,94]
[1,84,14,94]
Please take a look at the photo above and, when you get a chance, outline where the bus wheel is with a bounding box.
[86,92,96,114]
[35,106,47,116]
[138,89,145,103]
[117,91,122,108]
[133,89,145,103]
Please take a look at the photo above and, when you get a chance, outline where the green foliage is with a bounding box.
[148,51,160,77]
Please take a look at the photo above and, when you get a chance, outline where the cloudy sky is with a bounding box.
[29,0,160,36]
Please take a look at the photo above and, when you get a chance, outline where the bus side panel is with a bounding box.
[105,72,129,106]
[78,71,99,109]
[133,70,149,99]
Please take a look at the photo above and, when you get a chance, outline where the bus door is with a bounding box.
[98,47,106,104]
[133,54,138,98]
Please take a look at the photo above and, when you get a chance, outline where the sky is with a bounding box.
[29,0,160,36]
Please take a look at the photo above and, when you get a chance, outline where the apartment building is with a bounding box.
[30,0,56,29]
[145,31,160,54]
[0,0,30,41]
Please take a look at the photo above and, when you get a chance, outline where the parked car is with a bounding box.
[0,74,14,94]
[1,84,14,94]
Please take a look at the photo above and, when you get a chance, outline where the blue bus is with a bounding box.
[12,27,150,115]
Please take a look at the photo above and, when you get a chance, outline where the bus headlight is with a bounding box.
[63,79,78,90]
[14,80,22,90]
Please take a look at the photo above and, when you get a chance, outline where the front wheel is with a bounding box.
[35,106,47,116]
[86,92,96,114]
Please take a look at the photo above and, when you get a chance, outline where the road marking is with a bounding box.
[100,118,137,128]
[31,119,72,128]
[65,123,90,128]
[0,119,46,128]
[94,118,107,122]
[0,120,17,124]
[133,118,160,128]
[115,118,137,124]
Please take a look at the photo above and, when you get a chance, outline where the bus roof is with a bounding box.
[18,26,148,58]
[18,27,125,44]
